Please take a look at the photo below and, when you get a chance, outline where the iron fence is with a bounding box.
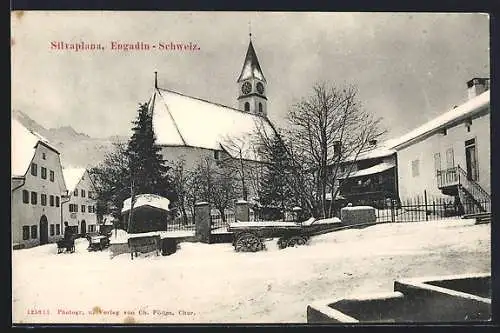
[167,214,196,232]
[373,193,490,223]
[210,211,235,231]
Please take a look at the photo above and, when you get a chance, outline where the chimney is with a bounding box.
[467,77,489,100]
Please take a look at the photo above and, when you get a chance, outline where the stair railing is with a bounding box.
[457,165,491,203]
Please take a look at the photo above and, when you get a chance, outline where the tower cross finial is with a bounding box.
[248,20,252,39]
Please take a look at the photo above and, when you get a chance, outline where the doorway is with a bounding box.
[81,220,86,235]
[39,215,48,245]
[465,139,478,181]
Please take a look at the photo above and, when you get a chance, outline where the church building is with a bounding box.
[148,37,275,200]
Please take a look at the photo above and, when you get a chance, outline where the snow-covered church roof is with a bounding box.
[149,87,275,161]
[11,117,59,178]
[237,40,266,83]
[63,168,87,192]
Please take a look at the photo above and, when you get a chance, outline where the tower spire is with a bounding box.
[154,71,158,89]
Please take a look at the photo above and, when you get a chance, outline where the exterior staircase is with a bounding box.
[456,166,491,215]
[437,165,490,215]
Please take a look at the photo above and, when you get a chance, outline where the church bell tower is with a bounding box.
[237,35,267,117]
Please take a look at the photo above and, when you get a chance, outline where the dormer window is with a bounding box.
[441,128,447,136]
[214,150,220,161]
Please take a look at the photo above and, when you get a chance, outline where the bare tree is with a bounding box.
[255,82,384,218]
[192,157,237,222]
[287,82,384,217]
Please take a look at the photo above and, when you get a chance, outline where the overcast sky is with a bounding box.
[11,11,489,140]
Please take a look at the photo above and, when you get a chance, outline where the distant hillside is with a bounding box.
[12,110,128,168]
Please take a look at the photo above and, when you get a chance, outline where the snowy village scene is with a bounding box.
[11,12,491,324]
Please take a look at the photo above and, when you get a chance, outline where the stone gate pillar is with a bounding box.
[195,201,211,243]
[235,200,249,222]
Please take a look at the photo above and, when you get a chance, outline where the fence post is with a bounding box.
[390,199,395,223]
[195,201,211,243]
[235,199,249,222]
[424,190,428,221]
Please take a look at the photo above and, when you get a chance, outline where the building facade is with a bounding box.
[336,146,398,207]
[62,168,98,235]
[11,119,68,248]
[392,78,490,213]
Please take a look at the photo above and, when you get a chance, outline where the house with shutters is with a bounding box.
[148,36,274,201]
[390,77,490,214]
[62,168,98,235]
[11,118,68,248]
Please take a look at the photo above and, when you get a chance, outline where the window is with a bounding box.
[41,167,47,179]
[88,205,93,213]
[81,189,86,197]
[22,190,29,203]
[214,150,220,160]
[73,189,78,196]
[31,225,37,239]
[258,102,263,114]
[41,194,47,206]
[56,224,60,235]
[50,224,55,236]
[446,148,455,169]
[50,170,54,182]
[50,195,54,207]
[31,191,37,205]
[42,153,46,160]
[81,205,86,213]
[333,141,342,156]
[442,128,447,136]
[69,204,79,212]
[244,102,250,112]
[89,225,94,232]
[31,163,37,176]
[55,196,60,207]
[23,226,30,240]
[411,159,420,177]
[434,153,441,173]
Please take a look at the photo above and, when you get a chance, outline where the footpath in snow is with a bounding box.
[12,219,490,324]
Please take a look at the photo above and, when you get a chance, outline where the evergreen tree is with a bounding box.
[258,133,294,213]
[126,102,173,198]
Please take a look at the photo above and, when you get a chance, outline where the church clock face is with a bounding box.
[242,81,252,95]
[256,82,265,95]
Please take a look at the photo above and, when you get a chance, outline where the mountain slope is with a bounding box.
[12,110,128,168]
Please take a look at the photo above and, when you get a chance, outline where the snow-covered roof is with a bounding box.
[122,194,170,213]
[390,90,490,149]
[150,87,274,161]
[343,144,396,163]
[62,168,86,192]
[11,118,59,178]
[237,40,266,83]
[340,161,395,179]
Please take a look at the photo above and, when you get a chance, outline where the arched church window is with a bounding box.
[259,103,263,114]
[244,102,250,112]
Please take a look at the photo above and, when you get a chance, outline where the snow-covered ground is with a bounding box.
[12,219,490,324]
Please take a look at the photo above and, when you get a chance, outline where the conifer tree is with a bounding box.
[258,133,294,214]
[126,102,173,197]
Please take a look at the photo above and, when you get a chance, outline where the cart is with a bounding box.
[228,219,341,252]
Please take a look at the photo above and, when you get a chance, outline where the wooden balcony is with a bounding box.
[436,167,459,189]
